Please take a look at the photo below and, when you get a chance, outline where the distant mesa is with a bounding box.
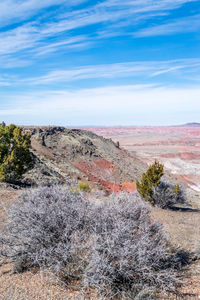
[184,122,200,127]
[174,122,200,127]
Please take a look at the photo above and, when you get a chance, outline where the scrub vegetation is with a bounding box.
[0,185,183,299]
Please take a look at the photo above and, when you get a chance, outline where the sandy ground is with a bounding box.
[152,206,200,299]
[0,263,87,300]
[152,207,200,252]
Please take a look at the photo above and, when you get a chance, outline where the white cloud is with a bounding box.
[0,0,198,60]
[19,59,200,85]
[1,58,200,86]
[1,84,200,125]
[0,55,31,69]
[0,0,194,27]
[135,13,200,37]
[0,0,86,26]
[42,0,199,37]
[34,36,92,56]
[0,109,29,115]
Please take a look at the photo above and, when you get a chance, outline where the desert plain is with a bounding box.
[86,125,200,196]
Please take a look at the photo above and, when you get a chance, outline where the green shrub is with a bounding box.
[0,122,33,183]
[136,160,164,205]
[136,160,185,208]
[78,181,91,192]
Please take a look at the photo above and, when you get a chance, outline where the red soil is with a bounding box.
[161,152,200,160]
[121,182,137,193]
[188,130,200,136]
[98,180,136,194]
[74,159,136,194]
[180,148,189,151]
[180,152,200,160]
[94,159,114,173]
[99,180,123,193]
[74,160,107,179]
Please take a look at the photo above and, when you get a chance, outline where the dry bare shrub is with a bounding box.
[0,187,182,299]
[0,185,92,281]
[83,193,181,299]
[151,181,186,209]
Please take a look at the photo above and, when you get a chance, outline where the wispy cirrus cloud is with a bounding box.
[33,36,92,56]
[0,23,91,55]
[0,55,32,69]
[41,0,199,38]
[0,0,195,27]
[0,0,86,26]
[21,59,200,85]
[135,13,200,37]
[0,0,199,62]
[0,58,199,87]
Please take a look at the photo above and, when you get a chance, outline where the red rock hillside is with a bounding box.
[23,127,146,193]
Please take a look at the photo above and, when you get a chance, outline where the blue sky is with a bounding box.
[0,0,200,126]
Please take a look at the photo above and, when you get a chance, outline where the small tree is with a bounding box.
[136,160,185,208]
[136,160,164,205]
[0,122,33,183]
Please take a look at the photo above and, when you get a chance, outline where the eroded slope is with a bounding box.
[24,127,146,192]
